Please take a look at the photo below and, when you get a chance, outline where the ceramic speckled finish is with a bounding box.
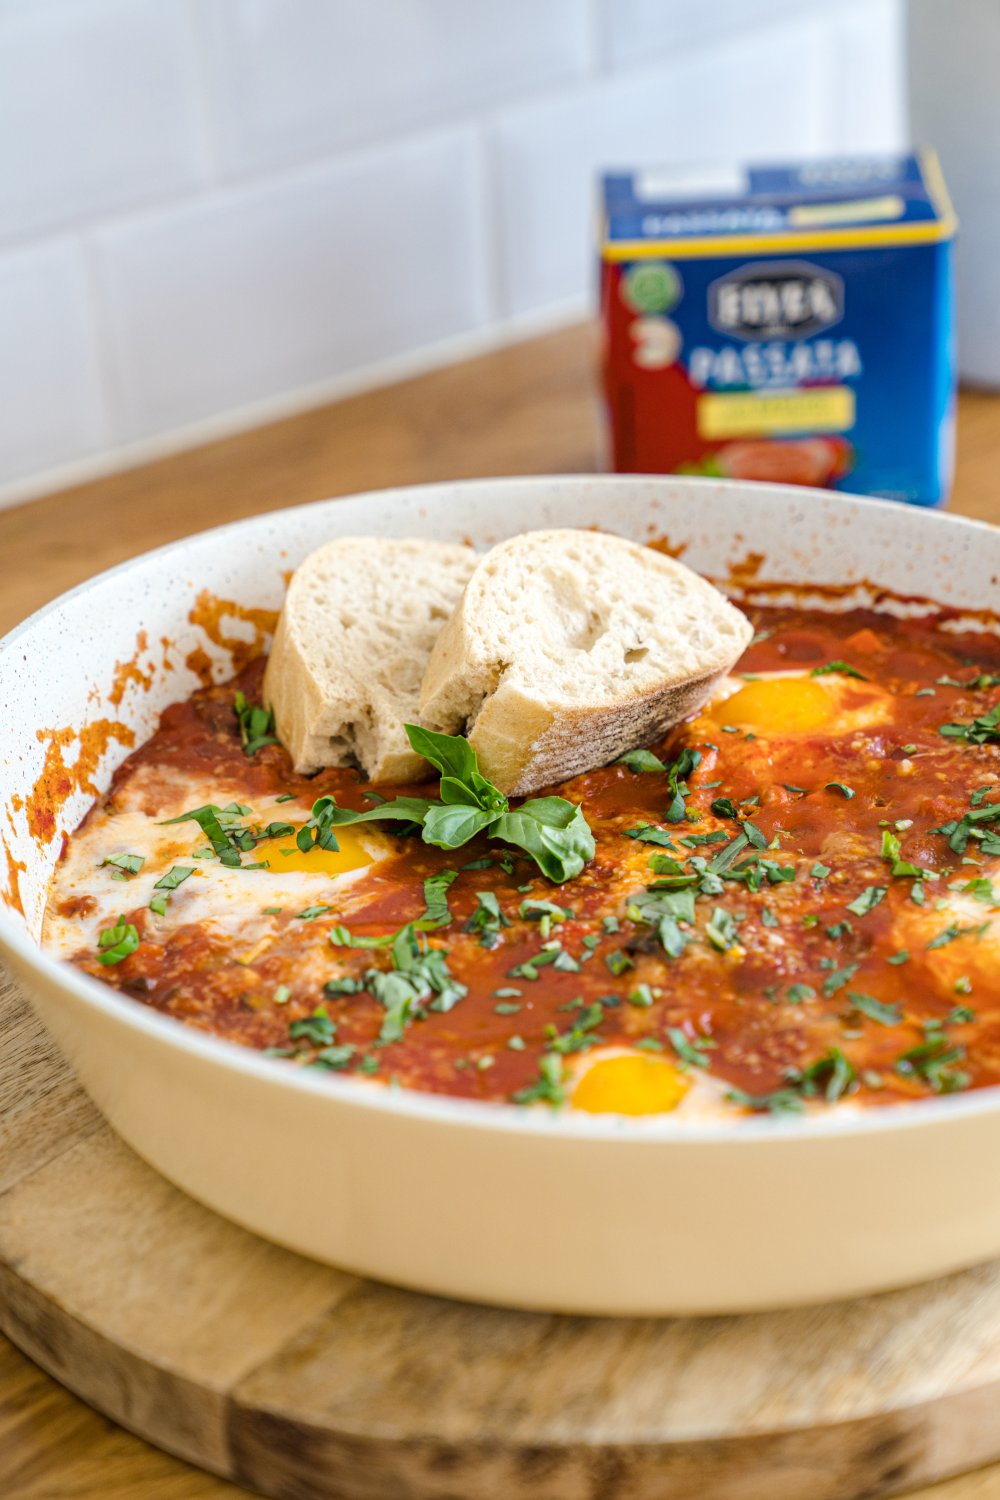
[2,475,1000,1316]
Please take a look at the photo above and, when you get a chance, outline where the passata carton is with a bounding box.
[599,153,956,505]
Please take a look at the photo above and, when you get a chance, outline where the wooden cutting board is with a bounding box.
[5,963,1000,1500]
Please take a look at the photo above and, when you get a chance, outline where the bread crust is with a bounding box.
[420,529,753,794]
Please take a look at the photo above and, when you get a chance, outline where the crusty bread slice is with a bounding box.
[419,529,753,795]
[264,537,477,779]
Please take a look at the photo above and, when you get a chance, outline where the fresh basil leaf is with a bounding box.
[616,748,666,773]
[404,723,480,783]
[422,802,499,849]
[493,797,595,882]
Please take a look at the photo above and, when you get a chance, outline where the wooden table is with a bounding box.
[2,323,1000,1500]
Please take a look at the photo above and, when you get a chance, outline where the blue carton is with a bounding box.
[599,152,956,505]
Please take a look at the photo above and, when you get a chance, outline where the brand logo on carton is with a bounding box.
[708,260,843,341]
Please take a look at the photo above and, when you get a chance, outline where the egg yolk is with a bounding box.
[714,676,832,734]
[264,826,375,876]
[572,1054,689,1115]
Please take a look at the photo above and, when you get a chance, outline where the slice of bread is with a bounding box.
[419,529,753,795]
[264,537,477,779]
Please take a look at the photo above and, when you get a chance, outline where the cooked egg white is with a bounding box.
[707,669,892,738]
[43,768,391,962]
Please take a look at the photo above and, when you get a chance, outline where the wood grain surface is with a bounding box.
[2,324,1000,1499]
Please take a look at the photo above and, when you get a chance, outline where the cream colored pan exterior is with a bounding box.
[2,476,999,1317]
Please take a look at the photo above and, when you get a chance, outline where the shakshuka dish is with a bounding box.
[43,600,1000,1121]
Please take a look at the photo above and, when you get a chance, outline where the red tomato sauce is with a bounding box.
[53,601,1000,1115]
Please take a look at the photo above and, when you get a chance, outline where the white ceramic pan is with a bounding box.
[2,476,999,1317]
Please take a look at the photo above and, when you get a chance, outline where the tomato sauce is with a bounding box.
[51,601,1000,1115]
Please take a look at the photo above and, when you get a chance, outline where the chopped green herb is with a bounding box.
[927,921,988,949]
[666,1026,715,1069]
[796,1047,856,1102]
[323,976,365,998]
[272,984,291,1005]
[846,885,888,917]
[101,852,145,879]
[309,1044,356,1071]
[939,704,1000,745]
[710,797,739,820]
[465,890,509,947]
[512,1052,565,1106]
[295,904,332,921]
[605,949,634,977]
[810,660,868,680]
[624,824,677,848]
[895,1036,969,1093]
[96,918,140,966]
[616,747,666,773]
[628,983,655,1008]
[825,782,855,800]
[822,961,860,997]
[848,991,900,1026]
[234,690,278,756]
[417,869,459,929]
[727,1085,805,1114]
[664,747,703,823]
[786,982,815,1004]
[706,907,739,951]
[289,1010,336,1046]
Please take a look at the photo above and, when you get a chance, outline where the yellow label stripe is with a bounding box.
[697,387,855,440]
[602,218,955,261]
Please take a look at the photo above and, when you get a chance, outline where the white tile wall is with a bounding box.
[94,130,489,440]
[0,243,107,483]
[199,0,593,176]
[492,17,835,318]
[0,0,205,245]
[0,0,906,503]
[601,0,814,68]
